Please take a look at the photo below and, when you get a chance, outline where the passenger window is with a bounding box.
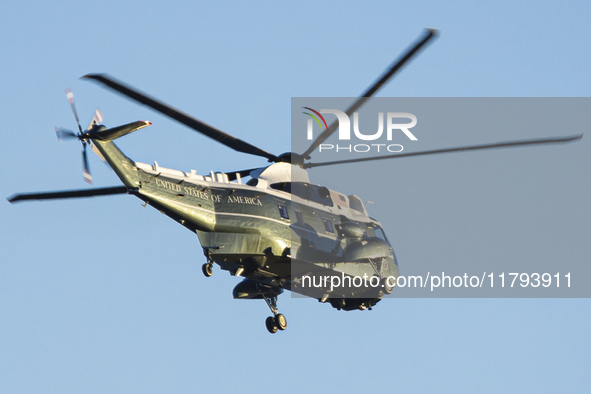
[278,205,289,220]
[323,218,334,233]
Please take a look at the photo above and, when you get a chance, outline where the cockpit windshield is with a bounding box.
[367,223,390,245]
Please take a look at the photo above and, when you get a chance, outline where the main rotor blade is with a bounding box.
[303,134,583,169]
[82,144,93,184]
[301,29,438,159]
[8,186,128,203]
[83,74,279,162]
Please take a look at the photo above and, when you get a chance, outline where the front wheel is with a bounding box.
[202,263,213,277]
[382,278,393,294]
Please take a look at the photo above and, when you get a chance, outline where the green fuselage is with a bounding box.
[93,139,398,301]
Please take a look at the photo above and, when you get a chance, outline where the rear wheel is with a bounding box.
[275,313,287,331]
[265,316,278,334]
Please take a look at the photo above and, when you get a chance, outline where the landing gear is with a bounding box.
[382,277,393,294]
[202,248,214,277]
[265,316,278,334]
[202,262,213,277]
[275,313,287,331]
[263,294,287,334]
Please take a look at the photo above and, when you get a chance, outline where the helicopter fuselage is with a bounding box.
[92,138,398,308]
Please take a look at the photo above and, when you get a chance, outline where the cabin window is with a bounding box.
[323,218,334,233]
[310,185,333,207]
[270,182,334,207]
[278,205,289,220]
[270,182,286,191]
[348,195,364,212]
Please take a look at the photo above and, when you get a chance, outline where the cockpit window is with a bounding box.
[370,224,390,244]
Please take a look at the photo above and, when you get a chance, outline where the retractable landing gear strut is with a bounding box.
[202,249,213,277]
[263,294,287,334]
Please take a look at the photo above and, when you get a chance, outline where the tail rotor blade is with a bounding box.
[82,144,93,184]
[55,126,78,142]
[87,108,104,130]
[65,88,83,133]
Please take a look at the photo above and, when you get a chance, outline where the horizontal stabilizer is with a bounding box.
[87,120,152,141]
[8,186,128,203]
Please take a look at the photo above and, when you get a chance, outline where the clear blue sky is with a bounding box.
[1,1,590,393]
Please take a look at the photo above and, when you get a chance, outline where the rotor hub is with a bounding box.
[274,152,307,167]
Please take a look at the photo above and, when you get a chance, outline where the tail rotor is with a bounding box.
[57,88,104,184]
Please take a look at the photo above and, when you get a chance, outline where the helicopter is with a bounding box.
[8,29,582,334]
